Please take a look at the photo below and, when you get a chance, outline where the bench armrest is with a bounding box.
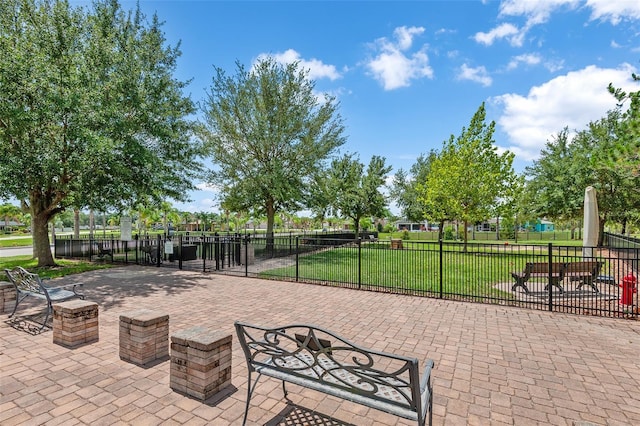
[420,359,435,392]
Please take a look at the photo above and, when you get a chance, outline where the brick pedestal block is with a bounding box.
[53,300,99,347]
[119,309,169,365]
[170,326,232,400]
[0,283,16,314]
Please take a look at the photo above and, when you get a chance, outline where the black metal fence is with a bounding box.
[54,233,639,319]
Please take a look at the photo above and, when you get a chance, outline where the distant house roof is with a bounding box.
[0,221,22,227]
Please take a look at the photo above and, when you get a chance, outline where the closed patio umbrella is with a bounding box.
[582,186,599,258]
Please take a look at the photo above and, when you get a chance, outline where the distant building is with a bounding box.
[0,220,23,231]
[532,219,554,232]
[395,221,438,232]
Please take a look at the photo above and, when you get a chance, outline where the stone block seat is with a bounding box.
[170,326,232,401]
[119,309,169,366]
[53,300,99,348]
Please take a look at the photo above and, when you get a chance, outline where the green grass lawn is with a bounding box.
[0,237,33,247]
[260,245,524,299]
[0,256,114,281]
[259,242,614,299]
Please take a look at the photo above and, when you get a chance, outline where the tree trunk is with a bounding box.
[31,215,37,257]
[354,217,360,240]
[89,210,95,238]
[266,199,275,253]
[598,216,605,247]
[33,211,55,266]
[463,220,468,253]
[74,209,80,238]
[438,219,445,241]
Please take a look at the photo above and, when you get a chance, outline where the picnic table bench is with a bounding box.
[511,261,604,294]
[511,262,565,294]
[235,321,434,426]
[141,244,162,265]
[4,266,84,331]
[96,242,113,260]
[564,261,603,293]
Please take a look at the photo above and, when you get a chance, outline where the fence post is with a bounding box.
[178,235,183,270]
[156,235,161,267]
[214,233,220,271]
[244,235,249,277]
[295,237,299,282]
[358,237,362,290]
[439,239,443,299]
[547,242,553,311]
[202,236,207,273]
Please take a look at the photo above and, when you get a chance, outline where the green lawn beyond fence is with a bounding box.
[54,234,639,318]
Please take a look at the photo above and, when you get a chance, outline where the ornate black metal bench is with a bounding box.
[235,321,434,426]
[4,267,84,330]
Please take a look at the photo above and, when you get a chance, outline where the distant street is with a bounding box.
[0,246,52,258]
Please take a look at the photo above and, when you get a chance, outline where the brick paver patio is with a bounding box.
[1,266,639,425]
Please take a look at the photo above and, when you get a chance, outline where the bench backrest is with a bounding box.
[235,321,422,414]
[564,261,602,275]
[4,266,46,295]
[527,262,564,275]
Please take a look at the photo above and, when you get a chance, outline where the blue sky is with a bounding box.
[111,1,639,213]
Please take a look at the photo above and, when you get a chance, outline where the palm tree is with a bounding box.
[0,203,21,231]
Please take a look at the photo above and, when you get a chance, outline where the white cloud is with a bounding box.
[457,64,493,87]
[610,40,621,48]
[394,26,424,50]
[256,49,341,81]
[499,0,580,26]
[507,53,542,70]
[474,23,521,46]
[195,182,219,192]
[544,59,565,73]
[586,0,640,25]
[491,64,637,161]
[366,26,434,90]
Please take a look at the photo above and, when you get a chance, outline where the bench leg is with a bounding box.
[242,371,262,426]
[577,278,599,294]
[544,280,564,294]
[39,303,53,331]
[511,279,530,294]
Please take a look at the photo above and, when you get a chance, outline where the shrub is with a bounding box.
[443,226,455,240]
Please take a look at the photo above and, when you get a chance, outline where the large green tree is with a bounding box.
[417,103,516,248]
[524,128,586,224]
[390,151,437,222]
[526,110,640,242]
[0,0,199,265]
[202,58,345,244]
[328,154,391,236]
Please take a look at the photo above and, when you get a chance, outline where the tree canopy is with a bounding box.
[201,57,345,241]
[390,151,436,223]
[525,109,640,241]
[417,103,516,246]
[0,0,200,265]
[327,154,391,235]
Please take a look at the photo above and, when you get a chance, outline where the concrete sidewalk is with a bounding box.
[1,266,639,425]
